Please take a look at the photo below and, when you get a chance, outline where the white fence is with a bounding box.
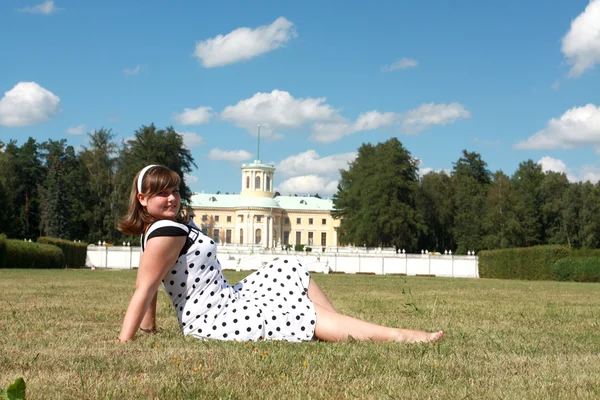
[87,245,479,278]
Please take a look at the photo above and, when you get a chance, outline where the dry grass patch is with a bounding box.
[1,269,599,399]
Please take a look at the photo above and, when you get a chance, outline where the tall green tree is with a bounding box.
[511,160,544,247]
[580,182,600,248]
[417,171,454,252]
[1,138,45,239]
[452,150,491,253]
[539,171,569,245]
[79,128,118,242]
[114,124,197,224]
[39,139,90,239]
[482,170,520,249]
[332,138,424,252]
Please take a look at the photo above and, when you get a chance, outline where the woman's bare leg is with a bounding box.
[307,277,337,313]
[313,303,443,343]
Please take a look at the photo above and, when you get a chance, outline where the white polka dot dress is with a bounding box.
[143,220,317,342]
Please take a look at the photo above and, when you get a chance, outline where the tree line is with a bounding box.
[333,138,600,254]
[1,131,598,254]
[0,124,195,244]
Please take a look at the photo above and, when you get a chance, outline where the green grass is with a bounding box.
[1,269,599,399]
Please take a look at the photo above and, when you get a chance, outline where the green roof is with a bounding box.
[190,193,335,212]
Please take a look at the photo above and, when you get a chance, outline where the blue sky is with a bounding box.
[1,0,599,196]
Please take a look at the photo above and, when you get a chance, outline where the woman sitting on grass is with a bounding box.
[118,165,444,344]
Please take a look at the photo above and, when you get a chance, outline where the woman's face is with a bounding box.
[139,186,181,221]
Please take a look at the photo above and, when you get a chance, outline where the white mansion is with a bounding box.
[190,160,340,248]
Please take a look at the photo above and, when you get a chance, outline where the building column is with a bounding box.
[250,213,255,245]
[333,229,338,247]
[263,215,268,247]
[246,213,250,245]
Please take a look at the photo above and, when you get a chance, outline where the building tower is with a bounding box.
[240,125,276,198]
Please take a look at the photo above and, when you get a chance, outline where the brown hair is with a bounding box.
[118,165,182,235]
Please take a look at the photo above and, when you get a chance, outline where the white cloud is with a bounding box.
[552,81,560,90]
[0,82,61,127]
[561,0,600,77]
[537,156,600,183]
[123,65,141,76]
[172,106,213,125]
[538,156,567,174]
[18,0,58,15]
[193,17,297,68]
[401,103,471,134]
[185,174,199,184]
[177,132,205,148]
[274,150,356,196]
[208,148,253,163]
[276,150,356,178]
[381,58,419,72]
[221,89,340,139]
[310,111,400,143]
[419,167,451,177]
[66,124,85,135]
[514,104,600,150]
[275,175,339,196]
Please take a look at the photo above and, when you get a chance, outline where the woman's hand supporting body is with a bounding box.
[119,235,186,343]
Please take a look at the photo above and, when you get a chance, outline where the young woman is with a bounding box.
[118,165,444,344]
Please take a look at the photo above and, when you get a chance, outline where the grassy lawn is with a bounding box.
[1,268,599,399]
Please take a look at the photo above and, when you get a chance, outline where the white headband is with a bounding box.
[137,165,158,194]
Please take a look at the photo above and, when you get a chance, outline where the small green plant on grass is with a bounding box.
[0,377,25,400]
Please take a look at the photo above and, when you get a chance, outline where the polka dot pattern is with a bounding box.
[145,221,316,342]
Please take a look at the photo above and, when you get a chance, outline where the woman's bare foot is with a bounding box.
[394,329,444,343]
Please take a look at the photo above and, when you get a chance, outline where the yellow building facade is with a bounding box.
[190,160,340,248]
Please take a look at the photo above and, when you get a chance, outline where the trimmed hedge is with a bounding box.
[3,239,64,269]
[37,237,88,268]
[478,245,571,281]
[0,234,7,268]
[553,257,600,282]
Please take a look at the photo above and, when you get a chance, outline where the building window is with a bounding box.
[283,231,290,245]
[239,215,244,222]
[322,218,326,225]
[255,176,261,190]
[309,218,313,225]
[227,216,232,223]
[215,215,219,222]
[255,229,262,244]
[246,176,250,189]
[239,229,244,244]
[213,229,220,243]
[284,217,290,224]
[226,229,232,244]
[266,176,271,191]
[202,215,208,222]
[295,231,301,245]
[308,232,314,246]
[296,218,301,224]
[256,215,262,222]
[321,232,327,246]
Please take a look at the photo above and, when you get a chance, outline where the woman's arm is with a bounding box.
[140,292,158,332]
[119,235,186,343]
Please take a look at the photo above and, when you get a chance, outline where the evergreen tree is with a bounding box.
[79,128,118,242]
[114,124,197,225]
[39,139,89,239]
[451,150,491,253]
[539,171,569,245]
[332,138,424,252]
[417,171,454,252]
[1,138,45,239]
[482,171,520,249]
[511,160,544,247]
